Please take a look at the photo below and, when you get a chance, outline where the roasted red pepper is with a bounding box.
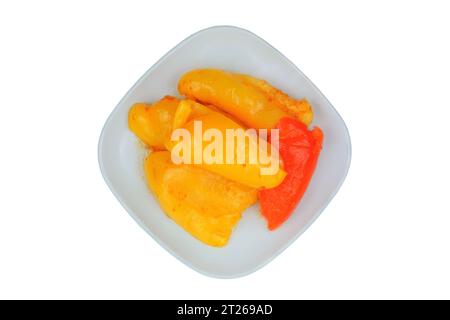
[259,118,323,230]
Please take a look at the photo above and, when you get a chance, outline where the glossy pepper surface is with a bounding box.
[128,96,179,149]
[145,151,257,246]
[178,69,313,129]
[166,102,286,189]
[258,118,323,230]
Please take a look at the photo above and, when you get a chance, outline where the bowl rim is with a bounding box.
[98,25,352,278]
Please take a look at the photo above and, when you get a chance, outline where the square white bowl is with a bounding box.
[98,26,351,278]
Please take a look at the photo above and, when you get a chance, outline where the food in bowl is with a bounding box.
[128,69,323,246]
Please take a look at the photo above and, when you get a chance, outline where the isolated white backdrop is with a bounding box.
[0,1,449,299]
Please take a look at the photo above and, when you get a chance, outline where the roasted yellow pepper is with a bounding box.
[235,73,313,126]
[172,99,214,130]
[145,151,257,246]
[128,96,179,149]
[178,69,313,129]
[166,103,286,189]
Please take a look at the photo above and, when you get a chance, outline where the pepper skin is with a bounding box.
[128,96,179,149]
[258,118,323,230]
[172,99,214,130]
[178,69,313,129]
[145,151,257,247]
[235,74,313,126]
[166,103,286,189]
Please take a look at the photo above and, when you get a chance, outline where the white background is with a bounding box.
[1,0,449,299]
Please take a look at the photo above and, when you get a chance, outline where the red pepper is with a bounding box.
[259,117,323,230]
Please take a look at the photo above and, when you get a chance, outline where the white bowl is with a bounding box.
[98,26,351,278]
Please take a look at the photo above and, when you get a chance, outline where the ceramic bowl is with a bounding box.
[98,26,351,278]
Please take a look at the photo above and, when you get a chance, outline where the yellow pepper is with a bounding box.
[178,69,313,129]
[172,99,214,130]
[145,151,257,247]
[166,102,286,189]
[235,73,313,126]
[128,96,179,149]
